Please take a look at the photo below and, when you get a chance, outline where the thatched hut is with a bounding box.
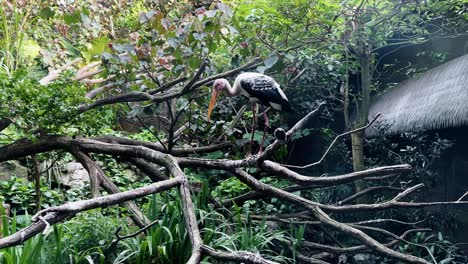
[367,54,468,198]
[366,53,468,243]
[367,53,468,136]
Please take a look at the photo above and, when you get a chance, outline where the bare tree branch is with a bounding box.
[70,150,150,228]
[31,177,181,221]
[0,178,180,249]
[77,58,262,114]
[337,186,404,205]
[281,113,381,169]
[201,245,279,264]
[230,169,430,264]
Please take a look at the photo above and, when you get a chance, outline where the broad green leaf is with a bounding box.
[20,40,41,59]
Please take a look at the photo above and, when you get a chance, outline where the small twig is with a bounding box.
[148,76,188,94]
[37,216,51,235]
[281,113,381,169]
[337,186,404,205]
[201,245,279,264]
[288,68,306,84]
[215,105,247,142]
[135,115,167,152]
[108,217,161,250]
[142,64,162,86]
[457,190,468,202]
[74,69,104,81]
[182,60,208,93]
[392,184,425,202]
[349,218,426,226]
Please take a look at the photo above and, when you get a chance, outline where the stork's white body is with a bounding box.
[229,72,291,112]
[209,72,291,154]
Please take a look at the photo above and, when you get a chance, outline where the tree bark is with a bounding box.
[352,52,371,199]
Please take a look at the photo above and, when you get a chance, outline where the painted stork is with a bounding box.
[207,72,291,154]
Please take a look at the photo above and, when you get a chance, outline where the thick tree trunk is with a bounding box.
[352,53,371,197]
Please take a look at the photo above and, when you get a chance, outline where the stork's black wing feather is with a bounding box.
[240,75,291,111]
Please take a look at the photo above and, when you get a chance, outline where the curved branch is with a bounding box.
[32,178,181,221]
[201,245,279,264]
[262,161,410,186]
[301,228,431,254]
[0,178,180,249]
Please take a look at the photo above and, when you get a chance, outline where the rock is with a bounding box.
[0,161,28,181]
[65,162,84,172]
[352,253,377,264]
[58,162,90,188]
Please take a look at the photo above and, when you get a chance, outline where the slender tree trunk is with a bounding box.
[31,155,42,213]
[352,52,371,198]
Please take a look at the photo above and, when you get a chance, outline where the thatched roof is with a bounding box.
[367,53,468,136]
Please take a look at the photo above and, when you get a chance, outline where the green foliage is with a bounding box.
[0,207,124,264]
[0,70,114,138]
[0,176,63,212]
[0,0,40,76]
[213,177,249,198]
[117,193,192,264]
[0,1,466,263]
[391,231,467,264]
[366,130,454,186]
[206,214,290,263]
[47,210,122,263]
[0,204,46,264]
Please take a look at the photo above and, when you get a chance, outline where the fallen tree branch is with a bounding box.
[262,161,410,186]
[0,212,72,249]
[39,58,82,85]
[301,228,431,255]
[31,177,182,221]
[201,245,279,264]
[127,158,168,182]
[222,164,408,207]
[230,169,430,264]
[71,150,150,227]
[94,135,232,155]
[0,178,180,249]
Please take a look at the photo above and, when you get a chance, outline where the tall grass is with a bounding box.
[0,204,47,264]
[0,183,291,263]
[0,0,38,76]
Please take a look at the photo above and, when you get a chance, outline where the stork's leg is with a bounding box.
[249,103,257,156]
[259,109,270,153]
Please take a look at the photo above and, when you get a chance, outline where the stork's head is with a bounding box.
[207,79,228,120]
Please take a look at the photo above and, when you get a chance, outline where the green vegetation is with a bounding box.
[0,0,466,263]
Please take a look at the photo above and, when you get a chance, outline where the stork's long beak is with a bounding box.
[207,89,219,121]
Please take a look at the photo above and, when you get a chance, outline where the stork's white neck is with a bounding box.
[221,78,240,97]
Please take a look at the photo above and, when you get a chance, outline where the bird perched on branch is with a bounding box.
[207,72,291,155]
